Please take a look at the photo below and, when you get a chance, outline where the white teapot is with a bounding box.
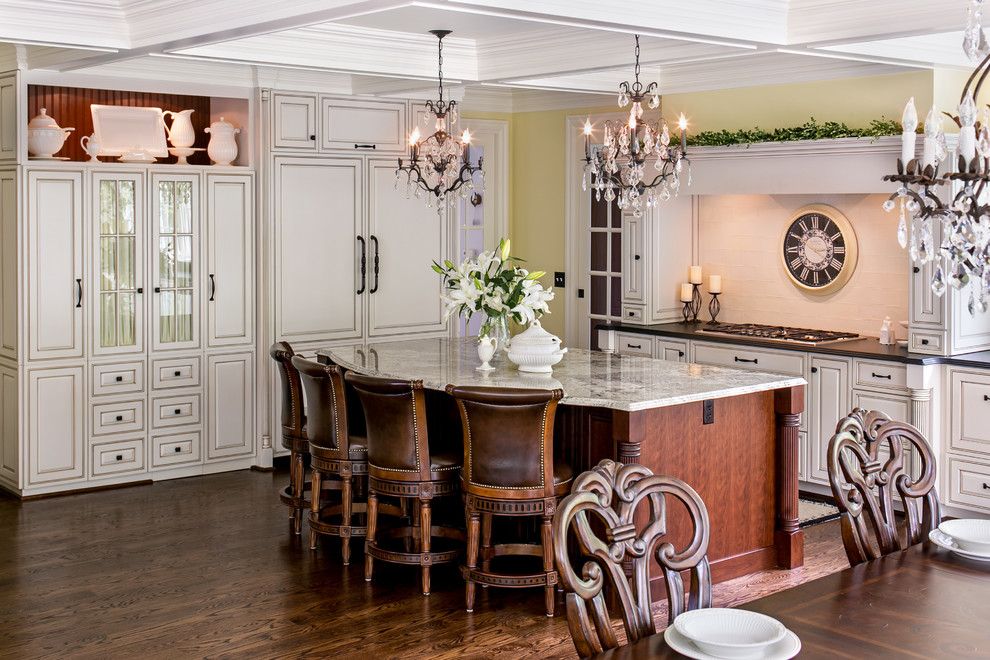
[506,320,567,373]
[204,116,240,165]
[27,108,74,158]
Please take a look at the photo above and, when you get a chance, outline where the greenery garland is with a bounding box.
[686,117,903,147]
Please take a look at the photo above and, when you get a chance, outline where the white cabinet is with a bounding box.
[656,339,688,362]
[808,356,850,484]
[27,170,84,360]
[321,98,407,154]
[151,173,201,352]
[274,157,363,343]
[206,173,254,348]
[621,212,645,304]
[0,365,16,487]
[950,369,990,457]
[0,170,15,361]
[27,366,84,485]
[272,93,317,151]
[615,332,654,357]
[366,159,446,337]
[207,352,253,460]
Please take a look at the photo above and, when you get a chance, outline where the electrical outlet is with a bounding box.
[703,399,715,425]
[554,271,566,287]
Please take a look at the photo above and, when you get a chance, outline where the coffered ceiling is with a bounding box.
[0,0,978,105]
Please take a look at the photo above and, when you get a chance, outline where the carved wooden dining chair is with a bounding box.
[446,385,572,617]
[553,459,712,658]
[827,408,941,566]
[269,341,309,536]
[292,356,369,564]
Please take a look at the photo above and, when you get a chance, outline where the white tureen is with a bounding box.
[506,320,567,373]
[27,108,74,158]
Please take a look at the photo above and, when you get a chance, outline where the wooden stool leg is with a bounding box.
[365,491,378,582]
[420,499,432,595]
[341,473,353,565]
[309,469,322,550]
[292,451,305,535]
[542,512,555,617]
[465,507,481,612]
[480,512,493,578]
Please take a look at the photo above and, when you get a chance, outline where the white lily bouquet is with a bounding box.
[432,239,555,342]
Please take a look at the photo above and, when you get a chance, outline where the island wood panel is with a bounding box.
[27,85,212,163]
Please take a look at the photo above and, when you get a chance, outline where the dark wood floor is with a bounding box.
[0,468,850,659]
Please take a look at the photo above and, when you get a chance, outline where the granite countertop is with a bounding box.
[601,321,990,368]
[318,337,805,413]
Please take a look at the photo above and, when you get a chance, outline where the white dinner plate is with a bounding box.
[929,529,990,562]
[664,625,801,660]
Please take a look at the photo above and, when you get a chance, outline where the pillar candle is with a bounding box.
[689,265,703,284]
[708,275,722,294]
[680,282,693,302]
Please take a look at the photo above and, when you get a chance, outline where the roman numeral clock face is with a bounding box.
[781,206,857,294]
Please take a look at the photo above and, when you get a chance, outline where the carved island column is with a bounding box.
[774,385,805,569]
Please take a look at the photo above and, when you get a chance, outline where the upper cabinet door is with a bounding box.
[91,171,145,357]
[274,157,363,343]
[320,98,407,154]
[27,170,84,361]
[151,173,201,352]
[0,170,16,361]
[366,159,447,337]
[206,173,254,348]
[272,93,318,151]
[621,211,645,303]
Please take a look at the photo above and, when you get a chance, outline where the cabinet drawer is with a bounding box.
[615,332,653,357]
[620,306,644,323]
[950,370,990,456]
[151,393,201,429]
[151,430,201,468]
[656,339,688,362]
[152,356,201,389]
[946,456,990,513]
[91,438,145,476]
[320,98,406,153]
[853,360,907,392]
[92,361,144,396]
[909,329,944,354]
[92,399,145,436]
[692,342,805,376]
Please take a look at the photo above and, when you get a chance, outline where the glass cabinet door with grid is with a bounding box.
[151,173,200,351]
[92,172,145,356]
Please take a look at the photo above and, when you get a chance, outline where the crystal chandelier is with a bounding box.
[396,29,483,209]
[582,35,689,217]
[884,0,990,313]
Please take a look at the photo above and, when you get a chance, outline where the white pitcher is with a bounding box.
[163,109,196,148]
[80,134,101,162]
[204,117,240,166]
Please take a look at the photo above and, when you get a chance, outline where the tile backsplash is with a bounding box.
[699,193,908,338]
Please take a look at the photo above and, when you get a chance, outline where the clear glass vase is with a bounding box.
[481,314,511,354]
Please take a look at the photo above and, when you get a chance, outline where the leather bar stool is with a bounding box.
[292,356,368,565]
[446,386,571,617]
[346,372,463,596]
[269,341,308,536]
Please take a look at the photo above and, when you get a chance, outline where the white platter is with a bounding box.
[664,625,801,660]
[91,105,168,158]
[929,529,990,562]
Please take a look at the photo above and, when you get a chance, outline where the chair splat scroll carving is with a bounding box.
[827,408,941,566]
[553,459,712,658]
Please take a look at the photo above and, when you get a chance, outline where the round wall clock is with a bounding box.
[780,204,858,294]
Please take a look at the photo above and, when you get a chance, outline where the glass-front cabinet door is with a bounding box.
[152,173,200,351]
[92,172,145,356]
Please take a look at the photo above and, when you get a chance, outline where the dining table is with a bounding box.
[594,542,990,659]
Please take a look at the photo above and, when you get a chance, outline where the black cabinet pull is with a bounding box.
[175,446,182,453]
[174,370,182,377]
[734,356,758,364]
[115,415,123,422]
[208,274,216,302]
[137,287,143,294]
[628,311,634,317]
[627,343,642,349]
[983,482,989,490]
[115,455,123,461]
[115,376,123,382]
[634,254,640,261]
[921,339,930,345]
[356,236,367,295]
[354,143,377,150]
[309,134,316,141]
[811,366,818,373]
[370,235,380,294]
[678,351,685,357]
[871,372,892,380]
[75,279,82,308]
[154,286,161,293]
[983,395,990,402]
[912,266,921,274]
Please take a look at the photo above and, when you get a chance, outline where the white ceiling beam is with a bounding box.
[785,0,971,45]
[0,0,129,50]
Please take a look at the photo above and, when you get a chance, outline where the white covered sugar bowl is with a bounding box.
[506,320,567,373]
[27,108,74,158]
[204,116,240,165]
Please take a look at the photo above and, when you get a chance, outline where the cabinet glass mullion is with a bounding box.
[97,179,137,349]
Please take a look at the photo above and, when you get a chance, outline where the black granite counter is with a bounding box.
[598,321,990,368]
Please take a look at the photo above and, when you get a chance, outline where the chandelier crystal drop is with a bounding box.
[885,0,990,312]
[396,29,483,209]
[581,35,690,217]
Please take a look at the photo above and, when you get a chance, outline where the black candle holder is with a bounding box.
[689,283,703,322]
[707,292,721,324]
[681,300,692,323]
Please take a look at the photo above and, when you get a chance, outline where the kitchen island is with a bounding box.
[317,337,807,596]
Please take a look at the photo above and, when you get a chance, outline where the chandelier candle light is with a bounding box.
[884,0,990,314]
[396,29,483,209]
[582,34,690,217]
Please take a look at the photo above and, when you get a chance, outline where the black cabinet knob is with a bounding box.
[983,482,989,490]
[309,134,316,141]
[913,266,921,274]
[115,455,123,461]
[154,287,161,293]
[115,376,123,382]
[174,370,182,377]
[921,339,930,345]
[634,254,640,260]
[983,395,989,402]
[175,446,182,453]
[174,408,182,415]
[678,351,685,357]
[811,367,818,373]
[137,287,143,294]
[115,415,123,422]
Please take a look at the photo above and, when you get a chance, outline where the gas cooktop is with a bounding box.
[698,323,860,345]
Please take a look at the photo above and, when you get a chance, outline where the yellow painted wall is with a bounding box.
[466,70,937,341]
